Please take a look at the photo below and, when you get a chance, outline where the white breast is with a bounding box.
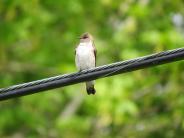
[75,41,95,71]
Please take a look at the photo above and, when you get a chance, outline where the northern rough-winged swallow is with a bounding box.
[75,32,97,95]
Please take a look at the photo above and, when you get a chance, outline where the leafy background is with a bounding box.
[0,0,184,137]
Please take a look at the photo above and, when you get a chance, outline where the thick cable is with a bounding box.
[0,47,184,101]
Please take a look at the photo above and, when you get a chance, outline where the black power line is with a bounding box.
[0,47,184,101]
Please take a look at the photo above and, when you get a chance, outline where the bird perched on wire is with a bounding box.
[75,32,97,95]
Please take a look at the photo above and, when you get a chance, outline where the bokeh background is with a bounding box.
[0,0,184,137]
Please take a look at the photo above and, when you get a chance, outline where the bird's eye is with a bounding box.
[83,36,88,39]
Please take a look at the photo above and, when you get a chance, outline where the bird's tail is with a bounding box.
[86,81,96,95]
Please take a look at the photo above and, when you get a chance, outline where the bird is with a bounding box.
[75,32,97,95]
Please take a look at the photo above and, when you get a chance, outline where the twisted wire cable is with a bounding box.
[0,47,184,101]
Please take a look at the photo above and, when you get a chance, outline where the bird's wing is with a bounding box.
[75,45,77,55]
[75,45,78,56]
[92,41,97,66]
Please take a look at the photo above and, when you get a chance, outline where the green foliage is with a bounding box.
[0,0,184,137]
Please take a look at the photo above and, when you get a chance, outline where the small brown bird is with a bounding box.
[75,33,97,95]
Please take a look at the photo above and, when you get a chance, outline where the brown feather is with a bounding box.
[92,41,97,66]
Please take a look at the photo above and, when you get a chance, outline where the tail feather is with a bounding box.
[86,81,96,95]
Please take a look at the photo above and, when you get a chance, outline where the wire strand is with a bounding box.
[0,47,184,101]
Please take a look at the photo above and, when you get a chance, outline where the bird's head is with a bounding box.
[79,32,93,42]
